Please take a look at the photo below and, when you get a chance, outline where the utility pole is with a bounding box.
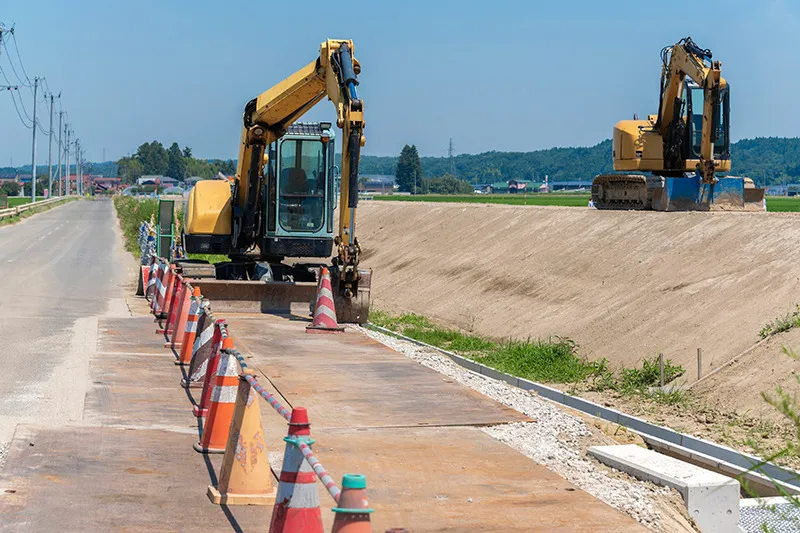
[448,137,456,177]
[76,141,81,196]
[56,111,63,196]
[64,129,70,195]
[47,93,57,198]
[30,76,39,202]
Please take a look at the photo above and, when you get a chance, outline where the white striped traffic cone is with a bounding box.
[269,407,324,533]
[177,287,202,365]
[145,258,159,301]
[182,303,214,389]
[306,267,344,334]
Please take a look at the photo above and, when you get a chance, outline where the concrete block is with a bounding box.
[589,444,744,533]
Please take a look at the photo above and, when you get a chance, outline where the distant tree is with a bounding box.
[166,142,187,180]
[23,179,46,197]
[135,141,168,175]
[212,159,236,175]
[423,174,474,194]
[395,144,423,193]
[117,156,144,184]
[0,181,20,196]
[182,146,193,159]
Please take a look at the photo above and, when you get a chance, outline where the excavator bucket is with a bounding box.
[651,176,765,212]
[178,262,371,324]
[330,268,372,324]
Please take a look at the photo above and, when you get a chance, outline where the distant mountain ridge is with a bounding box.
[357,137,800,187]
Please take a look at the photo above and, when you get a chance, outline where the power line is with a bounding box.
[4,87,33,128]
[8,31,32,86]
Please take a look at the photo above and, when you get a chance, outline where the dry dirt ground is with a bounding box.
[357,201,800,430]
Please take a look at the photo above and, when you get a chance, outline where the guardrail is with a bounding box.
[0,196,74,220]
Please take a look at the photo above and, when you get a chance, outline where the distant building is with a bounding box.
[359,174,394,194]
[550,180,593,191]
[92,176,122,193]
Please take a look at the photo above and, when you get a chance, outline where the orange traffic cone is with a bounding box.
[177,287,202,365]
[207,369,277,505]
[331,474,374,533]
[166,282,192,349]
[159,272,181,326]
[158,275,184,335]
[307,267,344,334]
[194,337,238,454]
[269,407,324,533]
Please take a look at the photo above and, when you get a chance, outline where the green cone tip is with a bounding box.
[341,473,367,489]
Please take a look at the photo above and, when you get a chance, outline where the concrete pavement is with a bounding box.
[0,199,130,464]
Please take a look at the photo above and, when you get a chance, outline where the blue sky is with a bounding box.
[0,0,798,166]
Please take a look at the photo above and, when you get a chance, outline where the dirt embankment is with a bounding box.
[357,201,800,415]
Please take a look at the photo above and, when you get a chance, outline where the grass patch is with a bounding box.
[370,309,687,404]
[372,194,592,207]
[766,196,800,212]
[370,310,607,383]
[760,304,800,338]
[113,196,159,255]
[7,196,47,207]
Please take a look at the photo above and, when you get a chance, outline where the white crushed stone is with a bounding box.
[353,325,672,530]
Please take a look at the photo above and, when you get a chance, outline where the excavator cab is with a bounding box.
[261,122,337,260]
[684,80,730,162]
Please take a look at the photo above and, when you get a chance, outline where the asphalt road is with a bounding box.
[0,199,129,464]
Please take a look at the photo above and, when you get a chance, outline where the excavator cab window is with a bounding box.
[277,139,327,233]
[686,82,730,160]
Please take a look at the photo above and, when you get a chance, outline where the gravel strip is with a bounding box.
[353,325,672,530]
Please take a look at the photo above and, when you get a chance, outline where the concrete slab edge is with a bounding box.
[366,323,800,494]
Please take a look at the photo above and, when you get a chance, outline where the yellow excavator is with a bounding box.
[592,37,765,211]
[181,39,370,323]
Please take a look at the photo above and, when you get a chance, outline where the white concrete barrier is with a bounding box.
[589,444,744,533]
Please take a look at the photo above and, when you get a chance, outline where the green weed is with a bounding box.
[760,305,800,338]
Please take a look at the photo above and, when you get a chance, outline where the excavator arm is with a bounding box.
[232,39,366,297]
[656,37,726,184]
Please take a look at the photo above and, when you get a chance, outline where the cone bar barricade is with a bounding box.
[194,337,238,453]
[193,319,225,416]
[207,369,277,505]
[166,281,191,349]
[307,267,344,334]
[181,303,215,388]
[331,474,374,533]
[177,287,202,365]
[269,407,324,533]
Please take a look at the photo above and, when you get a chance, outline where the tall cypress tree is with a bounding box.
[395,144,423,193]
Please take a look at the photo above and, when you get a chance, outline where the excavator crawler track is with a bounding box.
[591,174,651,210]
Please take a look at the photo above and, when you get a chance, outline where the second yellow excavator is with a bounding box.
[592,37,765,211]
[181,39,370,323]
